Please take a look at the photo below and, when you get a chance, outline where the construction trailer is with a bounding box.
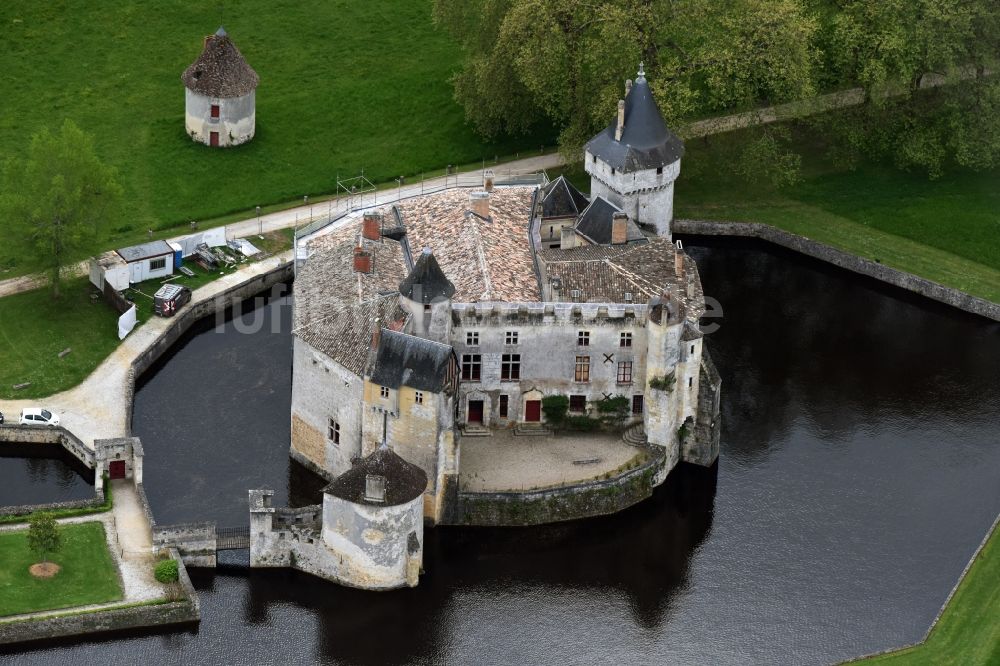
[115,240,176,284]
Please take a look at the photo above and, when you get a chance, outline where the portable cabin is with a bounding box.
[89,251,131,292]
[116,240,175,284]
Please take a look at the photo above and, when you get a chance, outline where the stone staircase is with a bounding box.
[461,423,493,437]
[622,423,648,446]
[514,422,552,437]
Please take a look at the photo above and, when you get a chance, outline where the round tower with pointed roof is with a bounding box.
[182,27,259,148]
[584,64,684,239]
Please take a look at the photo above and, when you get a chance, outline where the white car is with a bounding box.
[19,408,60,427]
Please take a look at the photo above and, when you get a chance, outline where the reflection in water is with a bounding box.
[5,238,999,665]
[0,443,93,507]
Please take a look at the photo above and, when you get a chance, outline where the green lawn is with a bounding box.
[854,523,1000,665]
[0,522,123,617]
[0,229,291,399]
[674,127,1000,303]
[0,1,551,278]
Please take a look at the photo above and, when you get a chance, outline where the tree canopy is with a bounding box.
[434,0,1000,179]
[27,513,62,565]
[0,120,122,297]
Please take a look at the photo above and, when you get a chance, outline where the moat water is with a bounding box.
[3,237,999,665]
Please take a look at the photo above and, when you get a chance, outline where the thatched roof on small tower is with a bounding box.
[181,27,259,98]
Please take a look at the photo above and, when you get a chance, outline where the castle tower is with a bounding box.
[398,248,455,344]
[584,63,684,239]
[181,27,259,148]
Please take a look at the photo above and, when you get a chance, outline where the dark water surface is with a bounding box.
[0,443,93,507]
[4,238,999,665]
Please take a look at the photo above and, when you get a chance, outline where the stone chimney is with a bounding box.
[483,169,495,192]
[615,99,625,141]
[370,324,381,350]
[353,246,372,273]
[549,277,562,301]
[204,35,213,48]
[611,212,629,245]
[674,240,684,278]
[470,191,490,219]
[362,212,381,241]
[625,79,633,96]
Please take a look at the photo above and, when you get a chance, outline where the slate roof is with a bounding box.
[181,27,259,98]
[574,197,646,245]
[116,240,174,263]
[585,67,684,172]
[369,329,456,393]
[324,446,428,506]
[540,176,590,219]
[392,188,540,301]
[399,249,455,304]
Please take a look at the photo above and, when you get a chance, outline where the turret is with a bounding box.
[584,63,684,239]
[398,248,455,344]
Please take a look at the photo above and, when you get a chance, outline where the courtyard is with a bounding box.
[459,430,648,493]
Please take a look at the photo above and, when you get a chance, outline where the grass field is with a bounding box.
[674,127,1000,303]
[0,521,122,617]
[563,124,1000,303]
[856,523,1000,665]
[0,229,292,399]
[0,1,551,277]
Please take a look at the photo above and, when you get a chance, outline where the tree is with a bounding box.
[434,0,819,166]
[28,513,62,565]
[0,120,123,298]
[820,0,1000,177]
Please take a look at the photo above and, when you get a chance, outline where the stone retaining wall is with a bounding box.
[672,219,1000,322]
[153,522,217,567]
[0,491,105,520]
[0,425,95,468]
[452,447,665,527]
[125,260,295,435]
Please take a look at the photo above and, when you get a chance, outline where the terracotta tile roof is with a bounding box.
[393,187,540,302]
[539,238,702,320]
[294,225,410,372]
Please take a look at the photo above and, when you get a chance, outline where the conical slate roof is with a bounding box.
[398,248,455,304]
[586,64,684,172]
[181,27,259,98]
[323,446,428,506]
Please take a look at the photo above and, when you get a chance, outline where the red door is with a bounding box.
[210,131,220,147]
[468,400,484,424]
[525,400,541,422]
[109,460,126,480]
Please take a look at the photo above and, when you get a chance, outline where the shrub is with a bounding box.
[563,415,599,431]
[650,372,676,392]
[595,395,630,427]
[541,395,569,425]
[154,558,179,584]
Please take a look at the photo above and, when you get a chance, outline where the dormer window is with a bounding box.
[656,166,663,175]
[570,289,582,301]
[365,474,386,503]
[380,386,390,398]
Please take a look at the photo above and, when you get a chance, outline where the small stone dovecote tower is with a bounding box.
[584,63,684,239]
[181,27,259,148]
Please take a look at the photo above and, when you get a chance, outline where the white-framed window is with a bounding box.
[328,419,340,445]
[466,331,480,346]
[617,361,633,385]
[620,332,633,348]
[414,390,424,405]
[461,354,482,381]
[501,354,521,381]
[578,331,590,346]
[380,386,390,398]
[505,331,519,345]
[574,356,590,382]
[149,257,167,271]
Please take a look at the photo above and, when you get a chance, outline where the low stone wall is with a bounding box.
[672,219,1000,322]
[153,522,217,568]
[0,491,105,520]
[0,599,198,647]
[273,505,322,530]
[0,425,95,468]
[452,447,665,527]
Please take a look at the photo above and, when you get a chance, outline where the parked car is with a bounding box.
[154,284,192,317]
[19,408,60,427]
